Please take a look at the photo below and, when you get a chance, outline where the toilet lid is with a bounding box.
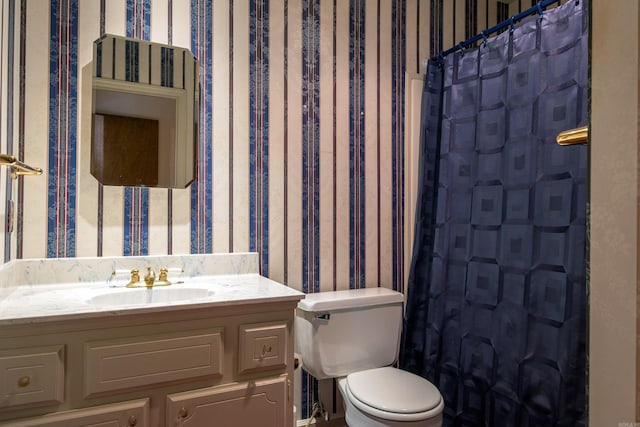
[346,367,441,414]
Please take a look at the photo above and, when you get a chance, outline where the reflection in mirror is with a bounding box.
[91,34,198,188]
[92,113,159,186]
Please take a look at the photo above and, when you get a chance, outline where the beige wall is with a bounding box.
[590,0,640,423]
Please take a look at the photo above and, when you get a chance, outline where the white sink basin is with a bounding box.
[89,287,213,307]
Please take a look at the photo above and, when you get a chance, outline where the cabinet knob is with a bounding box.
[128,415,137,426]
[179,407,189,418]
[17,376,31,388]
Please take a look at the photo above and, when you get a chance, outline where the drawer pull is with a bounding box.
[17,376,31,388]
[238,322,287,373]
[262,344,272,356]
[128,415,137,426]
[179,406,189,418]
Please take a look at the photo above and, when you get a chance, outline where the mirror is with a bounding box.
[91,34,198,188]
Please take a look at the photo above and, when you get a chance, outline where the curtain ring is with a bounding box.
[458,42,466,57]
[536,3,544,17]
[509,17,516,33]
[481,32,488,48]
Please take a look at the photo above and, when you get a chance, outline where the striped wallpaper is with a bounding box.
[1,0,572,274]
[47,0,78,258]
[4,0,431,297]
[0,0,575,421]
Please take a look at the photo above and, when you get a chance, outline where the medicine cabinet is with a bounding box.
[91,34,199,188]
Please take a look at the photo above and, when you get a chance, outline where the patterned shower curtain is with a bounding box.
[400,1,587,426]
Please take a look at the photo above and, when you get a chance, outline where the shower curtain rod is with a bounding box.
[434,0,564,61]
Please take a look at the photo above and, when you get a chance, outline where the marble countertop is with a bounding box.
[0,253,304,326]
[0,273,304,325]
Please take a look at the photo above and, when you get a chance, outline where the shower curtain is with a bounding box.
[400,1,587,426]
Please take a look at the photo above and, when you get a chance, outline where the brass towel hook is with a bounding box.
[556,126,588,146]
[0,154,43,179]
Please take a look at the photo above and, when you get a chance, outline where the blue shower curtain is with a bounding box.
[400,1,587,426]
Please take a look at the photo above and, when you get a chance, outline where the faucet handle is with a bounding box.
[125,269,141,288]
[154,267,173,286]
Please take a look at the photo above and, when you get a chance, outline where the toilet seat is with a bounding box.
[344,367,443,422]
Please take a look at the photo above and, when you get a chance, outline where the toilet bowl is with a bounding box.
[295,288,444,426]
[338,367,444,427]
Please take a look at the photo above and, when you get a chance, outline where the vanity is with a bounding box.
[0,253,304,427]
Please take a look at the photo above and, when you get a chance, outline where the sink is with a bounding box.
[89,287,213,307]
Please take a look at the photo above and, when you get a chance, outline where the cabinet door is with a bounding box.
[0,345,64,410]
[0,398,149,427]
[166,376,287,427]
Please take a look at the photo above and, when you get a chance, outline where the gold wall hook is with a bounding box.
[0,154,43,179]
[556,125,588,146]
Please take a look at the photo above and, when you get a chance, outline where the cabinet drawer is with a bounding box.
[85,329,222,396]
[238,321,287,374]
[0,398,149,427]
[166,376,287,427]
[0,346,64,410]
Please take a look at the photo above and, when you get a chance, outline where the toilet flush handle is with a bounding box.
[314,313,330,321]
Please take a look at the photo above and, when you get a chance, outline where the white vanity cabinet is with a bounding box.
[0,297,301,427]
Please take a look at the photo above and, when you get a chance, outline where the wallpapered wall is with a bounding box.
[2,0,431,296]
[0,0,574,286]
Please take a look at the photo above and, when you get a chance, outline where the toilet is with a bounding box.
[295,287,444,427]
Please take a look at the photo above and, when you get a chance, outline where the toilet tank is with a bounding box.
[295,287,405,380]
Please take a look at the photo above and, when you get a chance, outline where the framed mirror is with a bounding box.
[91,34,198,188]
